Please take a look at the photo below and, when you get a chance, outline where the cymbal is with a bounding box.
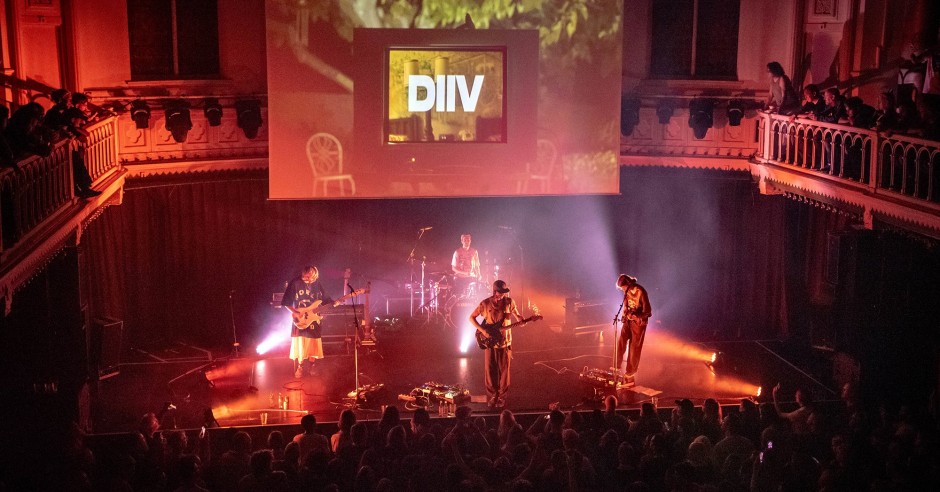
[429,271,453,277]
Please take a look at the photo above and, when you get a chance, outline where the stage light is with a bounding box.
[131,99,151,129]
[756,386,762,397]
[256,318,292,355]
[204,98,223,126]
[688,98,714,139]
[164,99,193,143]
[236,99,263,139]
[727,99,745,126]
[656,99,675,124]
[620,96,640,136]
[710,352,717,364]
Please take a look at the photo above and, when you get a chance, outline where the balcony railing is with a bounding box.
[0,116,119,252]
[757,112,939,206]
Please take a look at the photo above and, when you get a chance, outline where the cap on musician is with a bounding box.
[493,279,510,294]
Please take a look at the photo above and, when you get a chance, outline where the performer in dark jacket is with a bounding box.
[615,274,652,384]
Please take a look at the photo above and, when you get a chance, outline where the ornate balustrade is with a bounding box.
[0,115,119,252]
[757,112,939,206]
[83,116,119,183]
[0,140,74,250]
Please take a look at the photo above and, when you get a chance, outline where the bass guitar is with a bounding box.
[475,315,543,349]
[292,288,366,329]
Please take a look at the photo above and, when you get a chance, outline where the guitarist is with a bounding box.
[469,280,521,409]
[282,266,339,378]
[615,274,652,386]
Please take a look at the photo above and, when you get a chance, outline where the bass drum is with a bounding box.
[446,300,477,331]
[463,280,484,300]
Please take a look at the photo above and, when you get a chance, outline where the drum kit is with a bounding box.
[414,262,501,329]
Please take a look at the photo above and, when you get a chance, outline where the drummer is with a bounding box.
[451,233,482,297]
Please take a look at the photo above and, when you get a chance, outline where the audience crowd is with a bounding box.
[24,379,940,491]
[766,59,940,141]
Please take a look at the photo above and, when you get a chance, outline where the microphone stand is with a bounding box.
[344,285,380,410]
[406,228,428,318]
[611,297,625,387]
[228,290,241,358]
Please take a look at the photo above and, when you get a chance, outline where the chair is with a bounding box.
[306,133,356,196]
[519,139,557,193]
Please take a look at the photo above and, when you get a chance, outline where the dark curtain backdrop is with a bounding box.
[82,169,793,349]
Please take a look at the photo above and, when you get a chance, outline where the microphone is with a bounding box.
[497,225,513,230]
[419,226,433,231]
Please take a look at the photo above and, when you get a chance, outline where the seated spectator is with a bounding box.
[266,430,285,460]
[817,88,848,123]
[3,104,52,161]
[603,395,630,439]
[628,402,663,449]
[172,454,208,492]
[292,413,331,461]
[701,398,723,445]
[208,431,251,492]
[872,91,898,133]
[237,449,287,492]
[712,413,755,471]
[443,405,489,461]
[846,96,877,128]
[796,84,826,119]
[410,407,433,444]
[896,98,923,133]
[331,408,356,453]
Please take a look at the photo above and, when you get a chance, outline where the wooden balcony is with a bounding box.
[754,112,940,236]
[0,116,125,312]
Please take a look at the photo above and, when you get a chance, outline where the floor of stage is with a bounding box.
[92,322,839,433]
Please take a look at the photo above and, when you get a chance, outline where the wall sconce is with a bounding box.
[727,99,745,126]
[164,99,193,143]
[620,96,640,136]
[131,99,151,129]
[656,99,675,124]
[204,98,223,127]
[688,98,714,139]
[236,99,263,139]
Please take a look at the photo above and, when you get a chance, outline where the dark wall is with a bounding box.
[81,168,793,350]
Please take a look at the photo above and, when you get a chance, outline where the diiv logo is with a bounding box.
[407,75,484,112]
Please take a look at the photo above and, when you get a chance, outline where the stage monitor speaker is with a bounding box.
[91,317,123,380]
[564,298,612,336]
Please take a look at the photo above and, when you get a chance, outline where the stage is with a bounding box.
[91,321,838,433]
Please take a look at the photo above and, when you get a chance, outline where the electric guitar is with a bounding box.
[475,315,543,349]
[291,288,366,329]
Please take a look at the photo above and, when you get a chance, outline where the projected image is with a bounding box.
[387,49,505,143]
[265,0,623,199]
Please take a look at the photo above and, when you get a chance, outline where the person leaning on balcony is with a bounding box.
[794,84,825,120]
[0,105,16,169]
[816,88,848,124]
[3,104,52,163]
[42,89,100,198]
[872,91,898,134]
[766,62,800,115]
[845,97,877,129]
